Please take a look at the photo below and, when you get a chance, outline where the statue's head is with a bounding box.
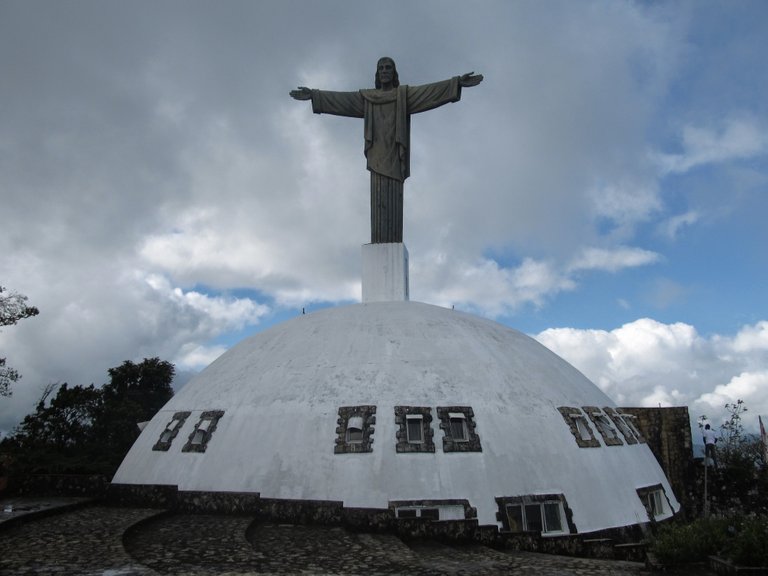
[375,57,399,89]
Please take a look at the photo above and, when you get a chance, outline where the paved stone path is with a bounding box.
[0,499,713,575]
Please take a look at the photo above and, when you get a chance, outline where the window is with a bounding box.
[406,415,423,443]
[394,406,435,453]
[449,413,468,442]
[436,406,482,452]
[152,411,191,452]
[558,407,600,448]
[496,494,572,536]
[637,485,671,521]
[346,416,364,444]
[503,501,565,534]
[617,411,646,443]
[181,410,224,453]
[391,499,475,522]
[334,406,376,454]
[603,407,638,445]
[584,406,624,446]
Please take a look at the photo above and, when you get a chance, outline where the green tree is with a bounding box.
[0,286,39,396]
[96,358,175,468]
[10,382,104,473]
[6,358,174,476]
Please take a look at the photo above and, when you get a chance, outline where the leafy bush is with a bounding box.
[729,516,768,567]
[651,517,730,565]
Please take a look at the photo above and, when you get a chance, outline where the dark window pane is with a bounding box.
[505,504,524,532]
[407,418,423,443]
[544,503,562,532]
[347,428,363,443]
[397,509,417,518]
[420,508,439,520]
[525,504,543,532]
[450,418,467,441]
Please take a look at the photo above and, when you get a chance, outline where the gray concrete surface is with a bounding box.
[0,498,707,575]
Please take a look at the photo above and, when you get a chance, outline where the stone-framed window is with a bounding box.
[558,407,600,448]
[182,410,224,453]
[390,499,476,521]
[495,494,575,536]
[334,405,376,454]
[584,406,624,446]
[436,406,481,452]
[152,411,191,452]
[617,411,646,443]
[603,407,638,445]
[637,484,673,521]
[394,406,435,453]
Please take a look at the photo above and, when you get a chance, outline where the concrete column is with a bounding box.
[362,243,409,303]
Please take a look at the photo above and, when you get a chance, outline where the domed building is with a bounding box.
[112,295,679,538]
[112,63,679,540]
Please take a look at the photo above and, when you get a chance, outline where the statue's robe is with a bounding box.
[310,77,462,243]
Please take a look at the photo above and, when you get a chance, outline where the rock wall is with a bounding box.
[620,406,696,518]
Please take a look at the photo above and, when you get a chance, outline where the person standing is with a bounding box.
[703,423,719,469]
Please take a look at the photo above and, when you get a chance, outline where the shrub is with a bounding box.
[651,517,730,565]
[729,516,768,567]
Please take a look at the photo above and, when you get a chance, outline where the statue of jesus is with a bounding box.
[290,57,483,244]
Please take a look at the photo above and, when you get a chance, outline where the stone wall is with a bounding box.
[619,406,696,518]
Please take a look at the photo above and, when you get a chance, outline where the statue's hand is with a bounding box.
[290,86,313,101]
[459,72,483,88]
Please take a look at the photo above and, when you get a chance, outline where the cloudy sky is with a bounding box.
[1,1,767,437]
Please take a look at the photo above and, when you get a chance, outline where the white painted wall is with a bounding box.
[114,301,679,532]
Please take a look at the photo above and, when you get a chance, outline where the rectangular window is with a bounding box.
[575,417,593,441]
[420,508,440,520]
[396,508,417,519]
[637,485,671,521]
[524,504,543,532]
[181,410,224,453]
[449,413,468,441]
[334,406,376,454]
[499,497,569,535]
[346,415,364,444]
[505,504,524,532]
[543,502,563,532]
[406,415,423,444]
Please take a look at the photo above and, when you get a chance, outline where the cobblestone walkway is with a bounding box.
[0,500,705,575]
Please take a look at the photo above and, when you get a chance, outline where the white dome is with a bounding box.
[113,301,678,533]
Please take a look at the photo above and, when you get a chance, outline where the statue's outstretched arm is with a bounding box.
[459,73,483,88]
[290,86,313,101]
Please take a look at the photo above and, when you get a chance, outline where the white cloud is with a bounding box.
[654,117,768,175]
[568,246,661,273]
[657,210,700,240]
[536,319,768,431]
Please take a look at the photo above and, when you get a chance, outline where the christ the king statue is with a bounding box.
[290,57,483,244]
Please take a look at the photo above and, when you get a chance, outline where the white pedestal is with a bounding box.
[361,243,409,303]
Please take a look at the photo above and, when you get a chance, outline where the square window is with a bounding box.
[637,485,671,521]
[437,407,481,452]
[181,410,224,453]
[152,411,191,452]
[335,406,376,454]
[558,407,600,448]
[394,407,434,453]
[584,406,623,446]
